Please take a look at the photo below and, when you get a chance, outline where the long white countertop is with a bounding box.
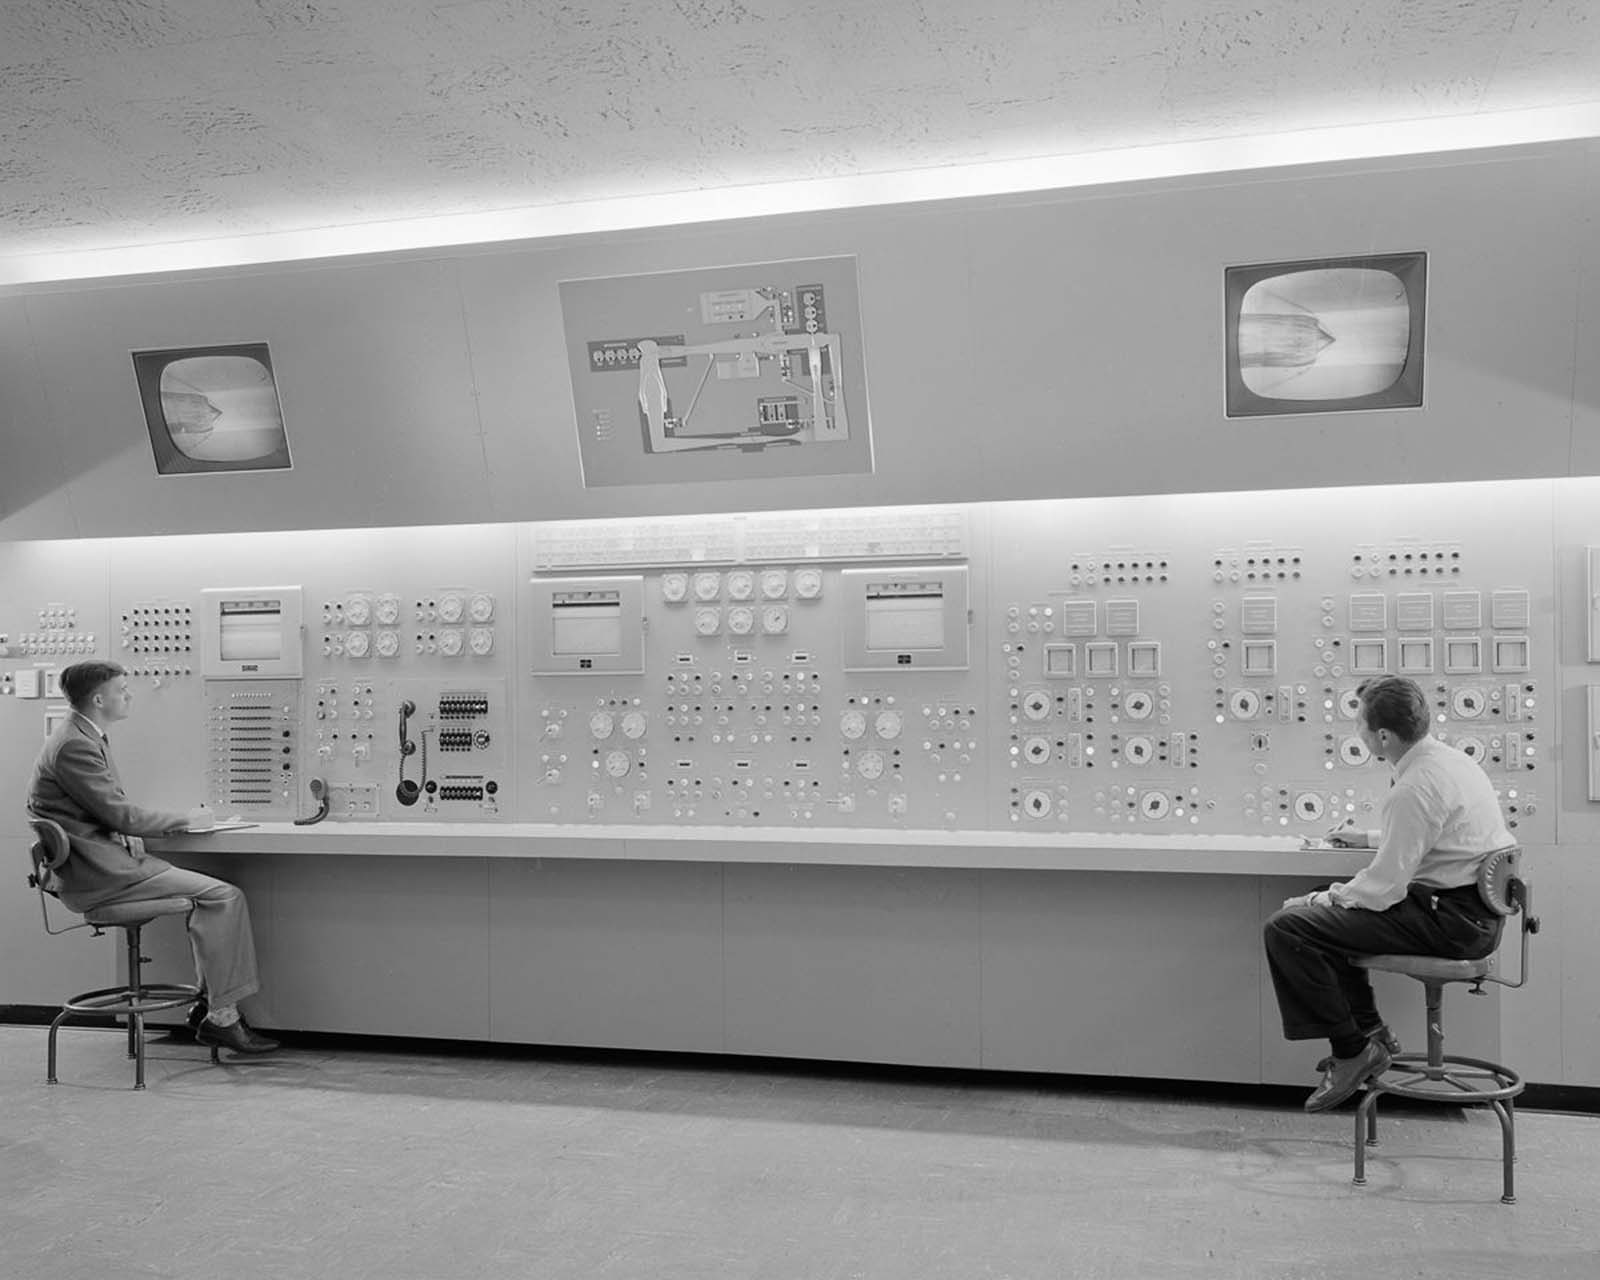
[149,822,1372,876]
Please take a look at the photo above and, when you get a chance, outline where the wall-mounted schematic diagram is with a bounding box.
[561,257,872,487]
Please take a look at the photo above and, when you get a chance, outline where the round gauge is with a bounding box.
[840,709,867,740]
[345,595,372,626]
[1124,735,1153,764]
[692,572,721,601]
[590,711,615,740]
[794,568,823,600]
[1295,792,1326,822]
[1229,689,1261,719]
[375,630,400,658]
[1338,689,1363,719]
[856,749,886,781]
[605,750,631,778]
[1456,734,1486,761]
[375,595,402,626]
[1023,736,1051,764]
[1141,791,1171,819]
[1340,736,1372,766]
[761,605,789,634]
[621,711,647,740]
[661,573,689,604]
[439,628,464,657]
[727,606,755,635]
[468,593,495,623]
[1451,687,1486,719]
[726,570,755,601]
[1022,691,1051,721]
[760,569,788,599]
[344,631,370,658]
[694,607,721,636]
[1123,691,1154,719]
[438,593,465,624]
[468,627,494,655]
[1023,789,1053,818]
[874,710,902,740]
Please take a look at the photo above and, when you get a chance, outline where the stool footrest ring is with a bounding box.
[61,982,201,1019]
[1372,1051,1524,1106]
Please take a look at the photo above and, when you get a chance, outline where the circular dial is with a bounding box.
[1228,689,1261,719]
[1123,735,1153,764]
[692,572,721,601]
[468,627,494,655]
[1023,736,1052,764]
[760,569,788,599]
[661,573,689,604]
[1295,792,1327,822]
[468,593,495,623]
[726,570,755,601]
[1340,736,1372,766]
[1452,687,1486,719]
[1021,690,1051,721]
[621,711,647,740]
[1455,735,1486,761]
[375,595,401,626]
[727,606,755,635]
[874,710,902,740]
[345,595,372,626]
[840,710,867,740]
[793,568,823,600]
[1338,689,1363,719]
[344,630,370,658]
[856,749,886,780]
[438,628,464,657]
[1023,789,1052,818]
[438,593,465,624]
[1123,691,1154,720]
[1140,791,1171,819]
[375,630,400,658]
[605,750,631,778]
[694,607,721,636]
[590,711,615,740]
[761,605,789,634]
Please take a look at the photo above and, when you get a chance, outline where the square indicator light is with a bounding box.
[1241,640,1277,676]
[1350,638,1388,675]
[1444,636,1483,674]
[1085,642,1119,676]
[1397,638,1434,674]
[1044,644,1077,677]
[1128,641,1162,676]
[1492,636,1530,673]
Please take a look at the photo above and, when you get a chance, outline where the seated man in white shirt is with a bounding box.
[1263,675,1510,1112]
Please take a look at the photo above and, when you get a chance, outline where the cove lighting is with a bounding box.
[2,98,1597,287]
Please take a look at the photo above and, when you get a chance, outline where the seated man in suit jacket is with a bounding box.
[28,660,278,1054]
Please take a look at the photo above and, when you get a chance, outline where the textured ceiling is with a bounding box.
[2,0,1598,261]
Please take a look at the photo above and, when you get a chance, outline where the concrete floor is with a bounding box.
[3,1026,1597,1280]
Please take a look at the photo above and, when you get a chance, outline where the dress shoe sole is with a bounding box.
[195,1023,280,1055]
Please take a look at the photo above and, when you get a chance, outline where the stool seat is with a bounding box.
[84,898,194,928]
[1356,952,1494,983]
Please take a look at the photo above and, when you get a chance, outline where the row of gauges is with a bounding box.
[324,592,497,627]
[661,568,823,604]
[328,627,496,659]
[691,604,791,636]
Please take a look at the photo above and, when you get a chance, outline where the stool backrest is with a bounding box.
[1475,845,1538,989]
[1476,846,1522,917]
[25,816,91,937]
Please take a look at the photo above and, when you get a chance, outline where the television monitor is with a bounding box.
[133,343,292,474]
[1224,252,1426,417]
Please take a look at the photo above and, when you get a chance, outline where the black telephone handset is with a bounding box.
[396,699,421,806]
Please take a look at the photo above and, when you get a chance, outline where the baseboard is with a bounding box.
[4,1008,1595,1113]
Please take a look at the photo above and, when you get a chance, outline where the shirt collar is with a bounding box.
[71,710,107,742]
[1390,733,1437,781]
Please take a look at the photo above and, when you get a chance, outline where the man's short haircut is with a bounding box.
[1356,674,1430,743]
[59,661,128,710]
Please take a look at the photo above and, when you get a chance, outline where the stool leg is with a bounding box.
[132,1011,146,1091]
[46,1009,71,1084]
[1490,1098,1516,1204]
[125,928,142,1061]
[1353,1090,1381,1186]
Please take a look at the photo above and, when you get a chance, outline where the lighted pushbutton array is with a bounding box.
[119,602,191,678]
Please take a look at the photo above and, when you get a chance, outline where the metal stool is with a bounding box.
[27,817,217,1090]
[1352,847,1538,1203]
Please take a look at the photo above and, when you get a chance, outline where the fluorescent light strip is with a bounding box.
[4,101,1599,287]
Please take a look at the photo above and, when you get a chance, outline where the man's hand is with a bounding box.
[1282,889,1332,910]
[185,804,214,831]
[1325,819,1365,848]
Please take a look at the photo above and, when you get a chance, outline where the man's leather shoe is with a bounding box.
[195,1018,280,1055]
[1304,1037,1392,1113]
[1315,1024,1400,1073]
